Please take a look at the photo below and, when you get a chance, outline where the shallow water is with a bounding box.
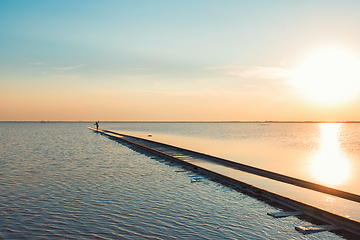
[0,123,352,239]
[105,122,360,195]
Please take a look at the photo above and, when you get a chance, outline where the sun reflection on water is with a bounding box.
[310,123,350,186]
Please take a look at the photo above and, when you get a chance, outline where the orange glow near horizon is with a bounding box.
[310,123,350,186]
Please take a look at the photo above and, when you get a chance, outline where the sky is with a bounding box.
[1,0,360,121]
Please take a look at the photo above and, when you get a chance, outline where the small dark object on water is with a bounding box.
[148,134,152,137]
[94,121,99,131]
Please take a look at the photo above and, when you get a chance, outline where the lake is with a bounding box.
[0,122,356,239]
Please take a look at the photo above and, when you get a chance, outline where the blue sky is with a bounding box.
[1,0,360,121]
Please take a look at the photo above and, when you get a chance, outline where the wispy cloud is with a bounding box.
[52,64,85,70]
[52,75,80,80]
[116,74,161,80]
[100,89,262,98]
[30,62,44,65]
[207,66,292,79]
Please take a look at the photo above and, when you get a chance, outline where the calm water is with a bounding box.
[0,122,355,239]
[106,122,360,195]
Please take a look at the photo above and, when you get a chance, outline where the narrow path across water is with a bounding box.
[89,128,360,237]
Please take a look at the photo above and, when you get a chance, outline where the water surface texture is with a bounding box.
[106,122,360,195]
[0,123,353,239]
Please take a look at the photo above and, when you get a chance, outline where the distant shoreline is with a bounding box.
[1,121,360,123]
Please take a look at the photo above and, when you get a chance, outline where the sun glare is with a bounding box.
[291,48,360,105]
[310,123,350,186]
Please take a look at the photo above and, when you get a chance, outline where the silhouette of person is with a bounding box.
[95,121,99,131]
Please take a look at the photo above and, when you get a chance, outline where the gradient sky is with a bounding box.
[1,0,360,121]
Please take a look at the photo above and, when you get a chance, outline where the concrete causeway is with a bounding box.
[89,127,360,237]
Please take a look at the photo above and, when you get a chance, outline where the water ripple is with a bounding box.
[0,123,346,239]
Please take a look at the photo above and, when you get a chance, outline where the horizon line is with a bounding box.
[1,120,359,123]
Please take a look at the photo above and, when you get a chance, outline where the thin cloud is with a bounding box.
[207,66,292,79]
[116,74,161,80]
[30,62,44,65]
[52,75,80,80]
[52,64,85,70]
[100,89,261,98]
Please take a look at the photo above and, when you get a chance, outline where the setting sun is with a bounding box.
[291,48,360,105]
